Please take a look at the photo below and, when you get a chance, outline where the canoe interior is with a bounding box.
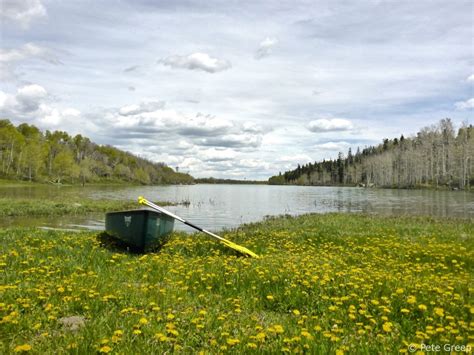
[105,208,175,251]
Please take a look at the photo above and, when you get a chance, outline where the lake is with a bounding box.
[1,184,472,232]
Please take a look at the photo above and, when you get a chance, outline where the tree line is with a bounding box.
[0,120,194,185]
[195,177,266,184]
[269,119,473,190]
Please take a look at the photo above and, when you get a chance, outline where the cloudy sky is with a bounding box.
[0,0,472,179]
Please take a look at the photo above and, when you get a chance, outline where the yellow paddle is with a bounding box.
[138,196,259,258]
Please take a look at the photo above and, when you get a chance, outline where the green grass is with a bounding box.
[0,198,174,217]
[1,214,473,354]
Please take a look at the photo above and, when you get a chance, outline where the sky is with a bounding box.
[0,0,472,179]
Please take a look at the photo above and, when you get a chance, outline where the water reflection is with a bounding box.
[0,184,472,231]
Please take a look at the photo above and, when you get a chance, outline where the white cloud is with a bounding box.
[0,84,48,115]
[0,0,46,29]
[198,133,262,148]
[455,98,474,110]
[0,84,83,130]
[160,52,231,73]
[315,141,351,151]
[278,154,313,163]
[0,43,60,81]
[308,118,354,132]
[236,158,271,170]
[16,84,48,112]
[199,148,238,162]
[119,100,165,116]
[1,0,471,179]
[180,157,203,170]
[40,106,81,126]
[93,99,265,154]
[255,37,278,59]
[467,74,474,82]
[0,92,7,108]
[242,122,263,133]
[0,43,59,64]
[123,65,140,73]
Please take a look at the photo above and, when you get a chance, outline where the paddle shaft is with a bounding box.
[139,197,227,242]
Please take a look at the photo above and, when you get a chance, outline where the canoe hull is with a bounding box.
[105,209,175,251]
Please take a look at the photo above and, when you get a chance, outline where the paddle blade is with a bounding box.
[222,240,259,258]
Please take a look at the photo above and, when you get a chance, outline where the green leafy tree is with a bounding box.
[79,157,93,186]
[134,168,151,184]
[52,150,76,183]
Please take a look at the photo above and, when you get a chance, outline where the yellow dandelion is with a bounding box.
[98,346,112,353]
[139,317,148,325]
[292,309,300,316]
[434,308,444,317]
[155,333,168,342]
[418,304,427,311]
[382,322,393,332]
[273,324,284,334]
[266,295,274,301]
[14,344,32,352]
[226,338,240,346]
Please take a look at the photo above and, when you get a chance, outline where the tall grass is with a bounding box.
[1,214,472,353]
[0,198,173,217]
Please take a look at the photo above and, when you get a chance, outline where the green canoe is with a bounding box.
[105,208,175,251]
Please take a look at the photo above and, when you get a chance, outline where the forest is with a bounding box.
[0,120,194,185]
[269,119,473,190]
[195,177,266,184]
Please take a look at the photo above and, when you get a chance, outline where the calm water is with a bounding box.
[1,184,472,232]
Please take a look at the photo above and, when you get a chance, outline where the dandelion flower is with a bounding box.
[382,322,393,332]
[98,346,112,353]
[274,324,284,334]
[226,338,240,346]
[434,308,444,317]
[14,344,32,352]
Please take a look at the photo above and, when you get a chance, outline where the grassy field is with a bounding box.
[1,214,473,354]
[0,198,174,218]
